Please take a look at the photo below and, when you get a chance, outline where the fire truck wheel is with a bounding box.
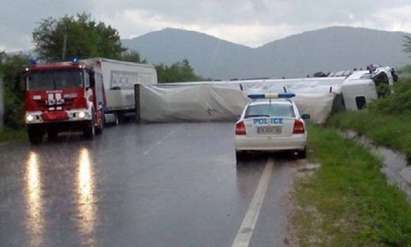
[28,127,43,145]
[96,118,104,135]
[47,129,58,140]
[83,121,95,139]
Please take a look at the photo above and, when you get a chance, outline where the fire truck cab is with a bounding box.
[23,60,105,144]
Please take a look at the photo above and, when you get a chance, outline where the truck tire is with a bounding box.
[114,113,120,126]
[83,120,95,139]
[47,129,58,140]
[28,126,43,145]
[236,151,245,162]
[95,117,104,135]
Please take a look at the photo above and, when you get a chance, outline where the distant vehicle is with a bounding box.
[23,58,157,144]
[234,93,309,161]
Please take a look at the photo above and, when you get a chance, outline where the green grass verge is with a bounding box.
[293,125,411,246]
[0,127,27,143]
[328,111,411,159]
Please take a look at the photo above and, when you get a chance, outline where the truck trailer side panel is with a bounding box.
[82,58,158,114]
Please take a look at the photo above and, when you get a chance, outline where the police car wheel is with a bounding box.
[296,149,307,159]
[236,151,245,162]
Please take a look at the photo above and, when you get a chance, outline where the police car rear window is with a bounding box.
[245,103,295,118]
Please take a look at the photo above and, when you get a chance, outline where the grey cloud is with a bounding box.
[0,0,410,50]
[0,0,92,50]
[94,0,406,25]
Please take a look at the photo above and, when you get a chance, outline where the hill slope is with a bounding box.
[122,26,410,79]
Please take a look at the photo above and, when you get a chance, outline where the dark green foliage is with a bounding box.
[156,59,203,83]
[33,13,126,61]
[404,35,411,56]
[369,77,411,115]
[0,52,29,128]
[398,64,411,75]
[0,127,26,142]
[120,50,147,63]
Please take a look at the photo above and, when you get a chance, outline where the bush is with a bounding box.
[0,52,29,128]
[156,59,203,83]
[369,78,411,115]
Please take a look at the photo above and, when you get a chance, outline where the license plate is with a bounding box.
[257,126,282,134]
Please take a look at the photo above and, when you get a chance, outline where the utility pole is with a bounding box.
[0,78,3,129]
[62,25,67,60]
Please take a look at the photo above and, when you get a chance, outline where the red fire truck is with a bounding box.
[23,60,105,144]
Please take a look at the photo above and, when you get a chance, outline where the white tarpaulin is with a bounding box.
[139,83,336,124]
[140,84,248,122]
[293,93,336,124]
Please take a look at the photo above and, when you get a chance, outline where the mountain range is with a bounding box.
[122,26,410,79]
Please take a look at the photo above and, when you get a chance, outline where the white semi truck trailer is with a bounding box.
[82,58,158,124]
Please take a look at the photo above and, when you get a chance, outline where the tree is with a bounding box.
[156,59,203,83]
[120,50,147,63]
[33,13,126,61]
[0,53,29,128]
[404,36,411,56]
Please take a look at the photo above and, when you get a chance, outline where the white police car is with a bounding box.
[234,93,309,160]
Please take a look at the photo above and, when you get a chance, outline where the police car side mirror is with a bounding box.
[301,113,311,120]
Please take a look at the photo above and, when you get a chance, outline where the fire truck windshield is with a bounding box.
[27,70,84,90]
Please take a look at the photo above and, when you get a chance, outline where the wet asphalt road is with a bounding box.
[0,122,303,247]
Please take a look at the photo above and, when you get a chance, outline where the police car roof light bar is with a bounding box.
[248,92,296,99]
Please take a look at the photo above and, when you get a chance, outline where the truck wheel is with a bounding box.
[95,118,104,135]
[28,127,43,145]
[114,113,120,126]
[83,121,95,139]
[47,129,58,140]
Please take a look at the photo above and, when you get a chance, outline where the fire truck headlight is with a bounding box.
[78,111,86,119]
[26,114,34,123]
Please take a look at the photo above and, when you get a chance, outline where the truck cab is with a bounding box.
[24,61,105,144]
[341,66,396,110]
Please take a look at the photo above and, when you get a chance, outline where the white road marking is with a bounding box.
[232,158,274,247]
[143,129,177,156]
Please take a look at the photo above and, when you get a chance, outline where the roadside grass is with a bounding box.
[0,127,26,143]
[328,111,411,159]
[293,125,411,246]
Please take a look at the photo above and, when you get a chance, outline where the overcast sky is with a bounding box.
[1,0,411,51]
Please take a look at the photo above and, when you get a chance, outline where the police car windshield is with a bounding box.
[28,70,84,90]
[245,103,295,118]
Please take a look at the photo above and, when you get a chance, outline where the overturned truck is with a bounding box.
[134,66,397,124]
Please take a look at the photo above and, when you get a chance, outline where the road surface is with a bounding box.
[0,122,304,247]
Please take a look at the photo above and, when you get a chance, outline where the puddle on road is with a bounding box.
[341,130,411,200]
